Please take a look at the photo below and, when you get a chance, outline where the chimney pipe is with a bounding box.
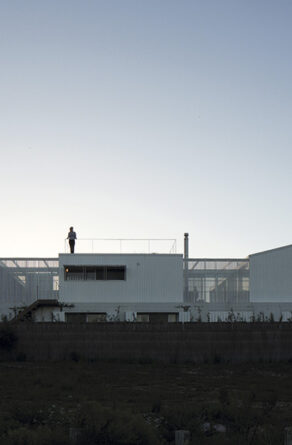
[184,233,189,259]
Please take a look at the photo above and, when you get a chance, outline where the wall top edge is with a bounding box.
[249,244,292,258]
[59,253,183,257]
[0,258,59,261]
[186,258,249,262]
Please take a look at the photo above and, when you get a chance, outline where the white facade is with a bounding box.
[250,244,292,302]
[3,241,292,323]
[59,253,183,304]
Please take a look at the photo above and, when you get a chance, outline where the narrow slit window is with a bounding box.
[64,265,126,281]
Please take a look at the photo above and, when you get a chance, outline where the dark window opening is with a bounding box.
[87,313,107,322]
[64,265,126,281]
[96,267,105,280]
[107,267,125,280]
[85,267,96,280]
[136,313,178,323]
[66,313,86,323]
[64,266,83,281]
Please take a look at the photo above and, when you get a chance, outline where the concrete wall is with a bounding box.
[6,322,292,363]
[59,254,183,304]
[250,244,292,302]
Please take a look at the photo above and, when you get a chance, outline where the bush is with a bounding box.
[75,402,161,445]
[3,426,70,445]
[0,325,17,351]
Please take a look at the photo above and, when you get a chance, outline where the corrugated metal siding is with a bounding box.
[59,254,183,304]
[250,246,292,302]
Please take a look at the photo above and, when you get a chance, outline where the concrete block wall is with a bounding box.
[4,323,292,363]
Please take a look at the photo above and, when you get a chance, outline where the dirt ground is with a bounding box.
[0,360,291,443]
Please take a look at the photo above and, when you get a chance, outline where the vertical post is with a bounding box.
[36,260,39,301]
[175,430,190,445]
[184,233,189,302]
[285,427,292,445]
[184,233,189,260]
[69,427,83,444]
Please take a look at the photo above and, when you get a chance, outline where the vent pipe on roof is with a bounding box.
[184,233,189,259]
[184,233,189,302]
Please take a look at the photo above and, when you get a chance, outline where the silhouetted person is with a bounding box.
[67,227,77,253]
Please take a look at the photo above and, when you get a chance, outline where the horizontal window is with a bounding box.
[64,265,126,281]
[168,313,178,322]
[137,313,150,323]
[137,313,178,323]
[65,313,86,323]
[87,313,107,322]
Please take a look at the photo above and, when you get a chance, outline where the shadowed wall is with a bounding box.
[4,322,292,363]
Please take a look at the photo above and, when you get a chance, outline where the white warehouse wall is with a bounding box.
[59,253,183,304]
[250,245,292,302]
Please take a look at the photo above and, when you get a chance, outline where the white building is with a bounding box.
[2,252,185,322]
[57,253,184,323]
[60,253,183,305]
[1,238,292,323]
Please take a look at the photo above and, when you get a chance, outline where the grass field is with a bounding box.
[0,360,292,444]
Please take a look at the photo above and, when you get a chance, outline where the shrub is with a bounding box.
[75,402,160,445]
[0,325,17,351]
[3,425,70,445]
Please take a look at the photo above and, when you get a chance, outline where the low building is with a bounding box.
[57,253,183,322]
[1,238,292,323]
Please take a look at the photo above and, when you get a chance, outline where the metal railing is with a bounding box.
[64,238,177,254]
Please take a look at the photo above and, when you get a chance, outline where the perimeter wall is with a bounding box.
[3,323,292,363]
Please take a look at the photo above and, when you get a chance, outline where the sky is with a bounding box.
[1,0,292,258]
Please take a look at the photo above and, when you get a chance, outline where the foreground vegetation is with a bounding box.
[0,359,291,444]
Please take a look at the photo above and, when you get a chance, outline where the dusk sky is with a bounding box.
[1,0,292,258]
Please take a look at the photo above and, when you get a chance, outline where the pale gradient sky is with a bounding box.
[1,0,292,258]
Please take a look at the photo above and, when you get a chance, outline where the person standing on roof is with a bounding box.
[67,227,77,253]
